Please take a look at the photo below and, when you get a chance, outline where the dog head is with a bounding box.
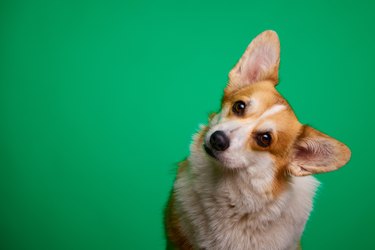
[201,30,351,178]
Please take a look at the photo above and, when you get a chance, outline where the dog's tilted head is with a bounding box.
[198,30,351,178]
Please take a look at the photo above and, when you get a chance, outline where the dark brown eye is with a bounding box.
[232,101,246,116]
[255,132,272,147]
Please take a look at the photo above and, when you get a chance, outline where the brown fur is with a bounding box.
[195,126,209,150]
[177,160,189,176]
[165,192,193,250]
[165,160,193,249]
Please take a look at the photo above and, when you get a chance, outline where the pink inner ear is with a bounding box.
[295,139,336,167]
[289,125,351,176]
[240,44,278,84]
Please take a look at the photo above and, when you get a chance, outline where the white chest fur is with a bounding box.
[173,152,319,250]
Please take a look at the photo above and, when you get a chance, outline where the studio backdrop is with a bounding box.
[1,1,374,249]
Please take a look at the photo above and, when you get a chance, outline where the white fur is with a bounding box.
[259,104,285,120]
[174,141,319,249]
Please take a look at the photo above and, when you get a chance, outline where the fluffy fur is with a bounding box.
[165,30,351,250]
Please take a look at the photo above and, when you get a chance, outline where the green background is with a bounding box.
[1,0,374,249]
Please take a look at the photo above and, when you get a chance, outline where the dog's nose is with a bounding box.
[210,131,230,151]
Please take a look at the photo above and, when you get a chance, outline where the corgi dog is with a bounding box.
[164,30,351,250]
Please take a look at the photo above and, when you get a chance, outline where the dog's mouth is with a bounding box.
[204,144,217,159]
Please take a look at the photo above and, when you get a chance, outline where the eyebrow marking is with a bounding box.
[259,104,286,120]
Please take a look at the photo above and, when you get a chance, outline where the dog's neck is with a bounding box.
[175,149,318,249]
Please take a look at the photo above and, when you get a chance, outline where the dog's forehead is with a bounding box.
[222,81,289,114]
[214,81,303,136]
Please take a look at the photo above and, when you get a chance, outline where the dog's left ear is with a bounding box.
[227,30,280,92]
[288,126,351,176]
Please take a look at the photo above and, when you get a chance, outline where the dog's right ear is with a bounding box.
[288,126,351,176]
[226,30,280,93]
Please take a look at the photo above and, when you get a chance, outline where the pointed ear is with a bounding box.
[227,30,280,92]
[288,126,351,176]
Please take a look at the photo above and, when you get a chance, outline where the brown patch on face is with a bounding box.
[222,81,288,119]
[253,108,303,197]
[222,80,304,197]
[250,109,301,154]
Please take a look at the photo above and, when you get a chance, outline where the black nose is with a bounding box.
[210,131,230,151]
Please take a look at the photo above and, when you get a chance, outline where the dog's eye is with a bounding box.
[255,132,272,147]
[232,101,246,116]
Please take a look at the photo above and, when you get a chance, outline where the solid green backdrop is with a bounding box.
[1,0,374,249]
